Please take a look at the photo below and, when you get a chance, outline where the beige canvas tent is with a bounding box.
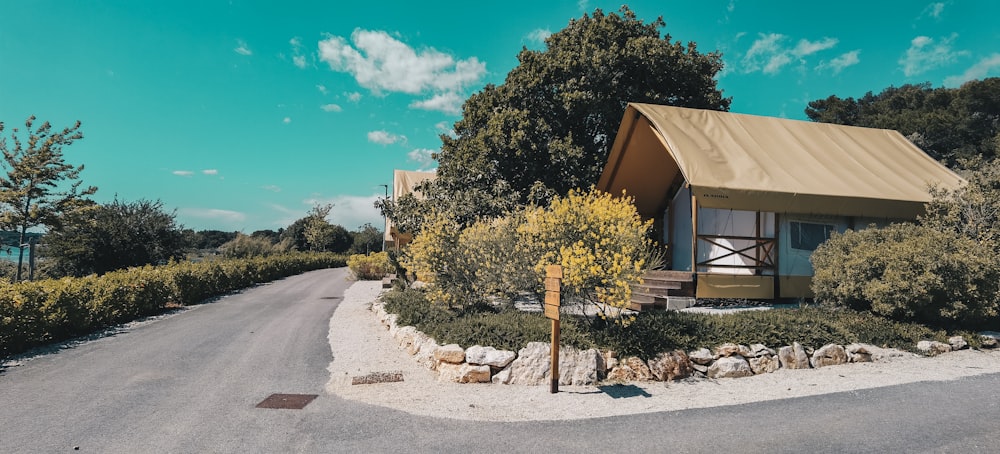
[384,169,436,250]
[597,103,966,299]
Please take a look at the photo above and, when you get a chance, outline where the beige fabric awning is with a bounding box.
[599,103,966,219]
[384,170,436,242]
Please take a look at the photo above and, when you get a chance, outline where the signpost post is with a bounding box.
[544,265,562,394]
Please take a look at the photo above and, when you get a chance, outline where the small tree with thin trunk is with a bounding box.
[0,116,97,281]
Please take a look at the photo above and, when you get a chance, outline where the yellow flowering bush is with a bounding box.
[347,252,393,280]
[403,188,655,324]
[518,188,654,324]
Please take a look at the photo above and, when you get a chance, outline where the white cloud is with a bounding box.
[301,194,383,230]
[283,117,292,124]
[173,170,194,177]
[345,91,362,102]
[235,39,252,56]
[290,36,307,68]
[526,29,551,44]
[409,92,464,115]
[742,34,841,75]
[435,121,456,138]
[367,130,406,145]
[407,148,437,171]
[900,34,967,77]
[792,37,838,57]
[817,50,861,75]
[944,53,1000,87]
[742,33,789,74]
[262,185,282,193]
[321,103,342,112]
[180,208,247,223]
[317,84,328,95]
[922,2,946,19]
[202,169,218,175]
[317,29,486,113]
[577,0,588,11]
[728,0,737,13]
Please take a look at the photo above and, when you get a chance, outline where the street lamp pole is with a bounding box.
[378,184,389,252]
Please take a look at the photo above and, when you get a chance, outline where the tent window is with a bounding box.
[790,221,835,251]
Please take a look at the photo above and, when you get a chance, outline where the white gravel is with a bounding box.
[327,281,1000,422]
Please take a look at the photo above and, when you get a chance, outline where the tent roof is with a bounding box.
[385,170,436,242]
[598,103,966,219]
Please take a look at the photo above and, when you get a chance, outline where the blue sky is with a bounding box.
[1,1,997,232]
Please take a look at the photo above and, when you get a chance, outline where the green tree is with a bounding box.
[0,116,97,280]
[43,198,186,276]
[387,6,730,227]
[349,222,383,254]
[806,79,1000,166]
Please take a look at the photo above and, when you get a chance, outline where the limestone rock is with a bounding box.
[406,331,430,356]
[648,350,693,381]
[437,363,491,383]
[465,345,516,368]
[691,363,709,374]
[491,366,512,384]
[778,342,811,369]
[917,340,952,356]
[948,335,968,351]
[415,338,440,370]
[606,356,654,382]
[707,355,752,379]
[810,344,848,368]
[689,348,715,365]
[748,355,779,374]
[749,344,776,357]
[434,344,467,364]
[980,332,1000,349]
[505,342,601,386]
[715,343,750,358]
[845,343,873,363]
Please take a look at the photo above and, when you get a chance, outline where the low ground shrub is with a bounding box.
[380,288,951,361]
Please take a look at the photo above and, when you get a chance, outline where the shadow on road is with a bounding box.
[598,384,653,399]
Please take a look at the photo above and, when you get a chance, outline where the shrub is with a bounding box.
[518,188,655,324]
[812,223,1000,328]
[219,233,277,258]
[347,252,393,280]
[0,252,347,358]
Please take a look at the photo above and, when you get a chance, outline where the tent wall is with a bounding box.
[670,187,693,271]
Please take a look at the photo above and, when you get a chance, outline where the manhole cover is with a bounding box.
[255,393,318,409]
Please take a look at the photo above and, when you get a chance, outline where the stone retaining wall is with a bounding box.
[371,299,1000,385]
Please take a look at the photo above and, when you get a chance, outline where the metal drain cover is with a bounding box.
[255,393,318,409]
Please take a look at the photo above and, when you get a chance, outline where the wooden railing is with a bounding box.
[696,234,776,274]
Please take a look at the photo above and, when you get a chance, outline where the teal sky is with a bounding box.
[2,1,997,232]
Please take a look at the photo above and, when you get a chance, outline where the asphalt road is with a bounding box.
[2,267,1000,453]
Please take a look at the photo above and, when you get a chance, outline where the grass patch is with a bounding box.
[382,288,952,360]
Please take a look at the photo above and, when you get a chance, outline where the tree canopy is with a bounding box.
[397,6,730,227]
[805,78,1000,167]
[43,198,186,276]
[0,116,97,280]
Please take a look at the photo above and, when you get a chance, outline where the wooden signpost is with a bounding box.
[544,265,562,394]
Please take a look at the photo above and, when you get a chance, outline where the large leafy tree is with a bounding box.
[805,78,1000,166]
[404,6,730,226]
[0,116,97,280]
[43,198,186,276]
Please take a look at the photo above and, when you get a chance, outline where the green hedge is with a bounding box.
[382,288,950,360]
[0,252,346,358]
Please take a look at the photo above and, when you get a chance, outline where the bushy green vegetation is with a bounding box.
[0,252,346,358]
[380,287,950,360]
[812,160,1000,330]
[401,188,657,324]
[347,252,392,280]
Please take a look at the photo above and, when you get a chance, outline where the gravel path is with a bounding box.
[327,281,1000,422]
